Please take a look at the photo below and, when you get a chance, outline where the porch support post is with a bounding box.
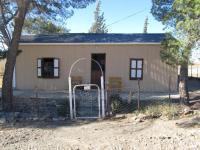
[68,77,73,119]
[101,76,105,118]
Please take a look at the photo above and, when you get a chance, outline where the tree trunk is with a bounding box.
[2,1,29,112]
[179,64,189,103]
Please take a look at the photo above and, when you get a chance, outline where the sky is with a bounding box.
[67,0,165,33]
[66,0,200,62]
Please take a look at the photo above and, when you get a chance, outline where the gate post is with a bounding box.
[68,77,73,119]
[101,76,105,118]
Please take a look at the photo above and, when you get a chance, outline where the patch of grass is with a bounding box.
[140,102,185,120]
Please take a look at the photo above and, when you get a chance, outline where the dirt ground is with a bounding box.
[0,115,199,150]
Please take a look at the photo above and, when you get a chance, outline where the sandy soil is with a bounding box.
[0,115,199,150]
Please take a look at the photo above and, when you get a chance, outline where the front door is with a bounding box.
[91,54,106,87]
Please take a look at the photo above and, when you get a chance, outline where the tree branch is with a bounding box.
[0,1,11,44]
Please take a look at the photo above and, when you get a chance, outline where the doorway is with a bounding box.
[91,54,106,87]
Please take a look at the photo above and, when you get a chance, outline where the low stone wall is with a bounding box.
[0,97,70,122]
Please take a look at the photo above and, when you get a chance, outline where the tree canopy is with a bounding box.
[89,0,108,33]
[0,0,96,47]
[151,0,200,66]
[23,17,69,34]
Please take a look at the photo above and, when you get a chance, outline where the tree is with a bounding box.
[151,0,200,102]
[143,17,148,33]
[23,17,69,34]
[0,0,95,111]
[89,0,108,33]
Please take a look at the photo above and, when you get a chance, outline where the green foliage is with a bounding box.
[143,17,149,33]
[23,17,69,34]
[173,0,200,44]
[0,0,96,47]
[160,33,182,66]
[151,0,200,66]
[110,94,123,114]
[0,51,7,59]
[89,0,108,33]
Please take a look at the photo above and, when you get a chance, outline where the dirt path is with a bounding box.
[0,117,199,150]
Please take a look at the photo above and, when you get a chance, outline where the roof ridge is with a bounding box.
[20,33,165,43]
[22,33,165,36]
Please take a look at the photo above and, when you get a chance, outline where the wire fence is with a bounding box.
[0,89,180,121]
[105,88,181,117]
[1,77,197,121]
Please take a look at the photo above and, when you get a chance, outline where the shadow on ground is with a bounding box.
[0,119,103,130]
[176,117,200,128]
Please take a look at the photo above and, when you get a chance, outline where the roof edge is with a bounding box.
[19,42,161,46]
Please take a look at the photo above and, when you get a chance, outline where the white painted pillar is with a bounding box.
[68,77,73,119]
[12,66,16,88]
[101,76,105,118]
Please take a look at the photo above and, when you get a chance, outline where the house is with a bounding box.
[16,33,178,92]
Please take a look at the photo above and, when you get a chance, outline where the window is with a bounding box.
[130,58,143,80]
[37,58,59,78]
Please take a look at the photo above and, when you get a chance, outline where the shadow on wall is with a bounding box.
[147,60,177,92]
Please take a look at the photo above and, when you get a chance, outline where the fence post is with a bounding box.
[137,80,140,110]
[169,75,171,102]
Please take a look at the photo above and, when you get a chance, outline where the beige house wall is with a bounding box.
[17,44,178,92]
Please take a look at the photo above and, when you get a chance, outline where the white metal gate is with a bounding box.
[73,84,101,119]
[68,58,105,119]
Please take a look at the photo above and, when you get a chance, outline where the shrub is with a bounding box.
[110,94,123,114]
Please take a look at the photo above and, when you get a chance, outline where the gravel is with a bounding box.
[0,116,199,150]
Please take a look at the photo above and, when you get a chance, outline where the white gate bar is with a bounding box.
[68,77,73,119]
[98,89,101,118]
[101,76,105,118]
[73,88,76,119]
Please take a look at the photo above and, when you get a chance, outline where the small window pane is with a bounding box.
[138,60,143,69]
[37,59,41,67]
[131,60,136,68]
[137,70,142,78]
[54,68,59,77]
[38,68,41,77]
[54,59,59,68]
[131,69,136,78]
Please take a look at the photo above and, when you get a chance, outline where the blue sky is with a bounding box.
[67,0,165,33]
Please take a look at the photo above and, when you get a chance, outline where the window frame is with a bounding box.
[129,58,144,80]
[37,57,60,79]
[37,58,42,78]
